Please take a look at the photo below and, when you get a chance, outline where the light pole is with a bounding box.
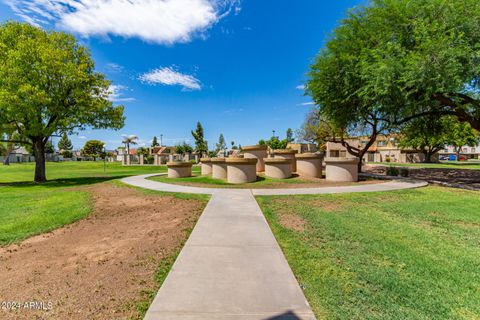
[160,134,163,147]
[272,130,276,139]
[103,146,106,173]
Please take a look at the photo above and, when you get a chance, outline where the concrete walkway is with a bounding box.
[121,174,427,320]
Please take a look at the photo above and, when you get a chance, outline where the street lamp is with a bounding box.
[272,130,276,139]
[160,134,163,147]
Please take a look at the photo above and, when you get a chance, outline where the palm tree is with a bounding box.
[122,134,138,155]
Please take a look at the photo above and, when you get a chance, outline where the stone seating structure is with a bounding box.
[325,157,359,182]
[200,158,212,175]
[211,158,228,179]
[241,145,268,172]
[272,149,298,172]
[167,162,193,178]
[295,153,323,178]
[264,158,293,179]
[225,158,258,184]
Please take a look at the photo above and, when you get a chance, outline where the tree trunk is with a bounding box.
[456,146,461,161]
[33,139,47,183]
[2,137,14,166]
[423,151,433,163]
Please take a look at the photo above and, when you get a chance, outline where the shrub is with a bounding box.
[399,168,409,177]
[145,155,154,164]
[386,166,399,176]
[62,150,73,158]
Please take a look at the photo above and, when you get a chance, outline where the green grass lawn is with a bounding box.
[371,161,480,170]
[258,187,480,319]
[0,161,172,245]
[148,173,334,189]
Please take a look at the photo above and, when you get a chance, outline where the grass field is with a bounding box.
[148,173,323,188]
[258,187,480,319]
[371,161,480,170]
[0,162,172,245]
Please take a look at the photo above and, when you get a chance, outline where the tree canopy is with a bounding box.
[58,133,73,152]
[191,121,208,156]
[151,136,160,147]
[307,0,480,135]
[175,142,193,155]
[0,22,124,182]
[215,133,227,152]
[81,140,105,160]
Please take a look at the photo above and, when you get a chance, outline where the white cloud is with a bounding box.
[296,85,305,90]
[105,63,124,74]
[300,102,315,106]
[78,136,87,140]
[108,85,135,102]
[6,0,240,45]
[139,67,201,91]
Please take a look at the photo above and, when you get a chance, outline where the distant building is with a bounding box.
[438,145,480,160]
[0,146,35,163]
[326,135,435,163]
[286,143,317,154]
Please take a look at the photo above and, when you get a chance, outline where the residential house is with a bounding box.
[438,144,480,160]
[326,135,434,163]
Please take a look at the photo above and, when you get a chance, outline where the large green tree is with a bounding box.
[0,22,124,182]
[58,132,73,152]
[399,116,450,163]
[308,0,480,136]
[191,121,208,156]
[215,133,227,153]
[81,140,105,160]
[151,136,160,147]
[446,120,480,160]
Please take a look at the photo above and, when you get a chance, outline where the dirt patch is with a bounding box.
[309,199,346,212]
[364,165,480,190]
[278,213,307,232]
[452,220,480,228]
[0,183,206,320]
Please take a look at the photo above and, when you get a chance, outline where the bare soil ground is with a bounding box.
[0,183,206,320]
[365,165,480,190]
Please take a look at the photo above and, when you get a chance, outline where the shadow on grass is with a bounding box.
[0,176,129,188]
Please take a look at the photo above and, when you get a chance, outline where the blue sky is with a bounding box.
[0,0,362,150]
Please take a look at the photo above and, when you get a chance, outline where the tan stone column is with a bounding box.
[225,158,258,184]
[325,157,359,182]
[241,145,268,172]
[272,149,298,172]
[211,158,227,180]
[200,158,213,175]
[295,153,323,178]
[167,162,193,178]
[139,154,144,165]
[264,158,292,179]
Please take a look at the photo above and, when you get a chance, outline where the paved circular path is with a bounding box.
[122,173,428,196]
[121,174,428,320]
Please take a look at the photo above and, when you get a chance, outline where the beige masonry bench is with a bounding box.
[241,145,268,172]
[211,158,227,180]
[167,162,193,178]
[264,158,293,179]
[272,149,298,172]
[295,153,323,178]
[200,158,212,175]
[325,157,359,182]
[225,158,258,184]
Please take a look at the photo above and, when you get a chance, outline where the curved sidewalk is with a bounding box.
[121,173,428,196]
[121,175,427,320]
